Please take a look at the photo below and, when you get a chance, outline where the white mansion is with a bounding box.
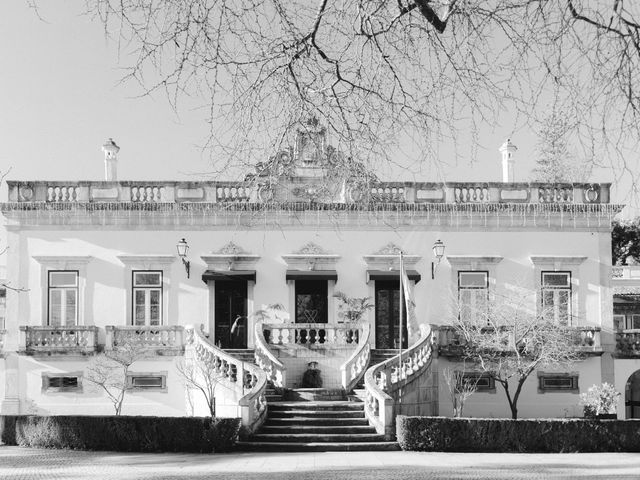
[0,125,639,445]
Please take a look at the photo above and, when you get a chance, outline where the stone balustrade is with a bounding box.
[254,321,287,388]
[186,325,267,433]
[364,326,434,439]
[19,326,99,355]
[436,324,603,356]
[7,181,611,206]
[105,325,185,355]
[261,322,361,347]
[340,323,371,392]
[611,265,640,279]
[615,330,640,358]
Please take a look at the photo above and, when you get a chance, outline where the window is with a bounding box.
[48,271,79,326]
[460,373,495,392]
[613,314,626,332]
[295,280,328,323]
[42,373,83,393]
[631,315,640,330]
[127,373,167,391]
[132,271,162,326]
[538,372,579,393]
[541,272,571,325]
[458,271,488,324]
[0,288,5,330]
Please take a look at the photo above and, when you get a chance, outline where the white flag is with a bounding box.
[401,264,419,343]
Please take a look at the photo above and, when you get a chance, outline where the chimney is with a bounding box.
[499,138,517,182]
[102,138,120,181]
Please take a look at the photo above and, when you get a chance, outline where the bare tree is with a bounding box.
[176,356,225,417]
[85,339,145,415]
[452,286,584,419]
[77,1,640,184]
[443,366,478,418]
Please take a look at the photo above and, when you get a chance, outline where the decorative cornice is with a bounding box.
[446,255,504,266]
[530,256,587,266]
[216,241,248,255]
[363,243,421,269]
[372,242,403,255]
[292,242,330,256]
[282,242,340,270]
[33,255,93,266]
[117,255,176,266]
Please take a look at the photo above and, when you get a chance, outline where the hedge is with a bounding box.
[397,416,640,453]
[0,415,241,453]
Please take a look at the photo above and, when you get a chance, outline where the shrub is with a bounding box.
[0,415,240,453]
[580,383,621,416]
[397,416,640,453]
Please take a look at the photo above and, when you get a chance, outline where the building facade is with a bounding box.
[0,129,635,432]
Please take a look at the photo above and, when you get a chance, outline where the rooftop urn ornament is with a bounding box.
[176,238,191,278]
[101,138,120,181]
[432,239,445,279]
[499,138,517,183]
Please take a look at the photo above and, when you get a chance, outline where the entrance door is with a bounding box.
[295,280,328,323]
[214,280,247,349]
[626,370,640,419]
[375,280,407,349]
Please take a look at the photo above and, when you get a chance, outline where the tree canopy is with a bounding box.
[86,1,640,180]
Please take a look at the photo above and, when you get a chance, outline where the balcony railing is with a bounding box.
[19,326,99,355]
[612,265,640,280]
[105,325,185,355]
[7,181,611,206]
[615,330,640,358]
[261,322,362,347]
[435,325,602,356]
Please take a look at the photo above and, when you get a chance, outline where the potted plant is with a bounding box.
[333,291,374,322]
[580,383,621,419]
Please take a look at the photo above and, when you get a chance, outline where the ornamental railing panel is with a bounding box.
[340,323,371,392]
[19,326,99,355]
[261,322,361,346]
[105,325,185,355]
[185,325,267,433]
[363,326,434,439]
[254,321,287,388]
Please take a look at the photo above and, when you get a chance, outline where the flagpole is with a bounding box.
[398,251,403,380]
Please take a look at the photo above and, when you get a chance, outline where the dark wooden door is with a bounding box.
[375,280,407,349]
[214,280,247,349]
[295,280,328,323]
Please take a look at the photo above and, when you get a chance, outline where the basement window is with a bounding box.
[42,373,83,393]
[460,373,496,393]
[127,372,167,392]
[538,372,579,393]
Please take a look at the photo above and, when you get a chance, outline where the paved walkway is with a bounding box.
[1,447,639,479]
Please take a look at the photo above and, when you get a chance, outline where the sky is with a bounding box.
[0,1,632,215]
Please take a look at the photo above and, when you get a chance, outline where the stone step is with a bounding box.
[264,417,370,426]
[266,395,282,402]
[250,433,386,443]
[268,409,365,419]
[261,425,376,434]
[268,401,363,411]
[284,388,346,402]
[235,441,400,452]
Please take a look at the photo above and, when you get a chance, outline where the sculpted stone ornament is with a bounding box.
[294,242,330,256]
[373,242,404,256]
[217,242,248,256]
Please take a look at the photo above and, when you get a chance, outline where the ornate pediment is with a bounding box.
[216,241,248,255]
[201,242,259,271]
[363,243,421,270]
[282,242,340,270]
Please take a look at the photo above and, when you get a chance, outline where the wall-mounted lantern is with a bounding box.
[176,238,191,278]
[432,239,445,279]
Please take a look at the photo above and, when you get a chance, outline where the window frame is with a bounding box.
[457,270,489,324]
[541,271,572,325]
[47,270,79,327]
[460,372,496,393]
[126,372,168,392]
[131,270,163,326]
[537,372,579,393]
[42,372,83,393]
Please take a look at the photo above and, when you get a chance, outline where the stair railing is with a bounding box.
[340,323,371,392]
[363,324,434,439]
[254,320,287,388]
[185,325,268,433]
